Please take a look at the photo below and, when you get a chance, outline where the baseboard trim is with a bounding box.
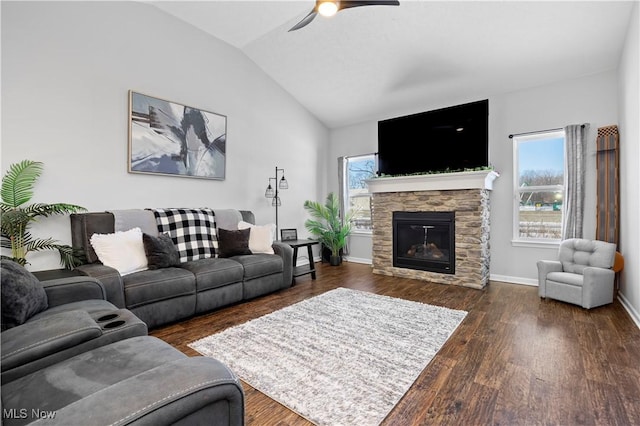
[489,274,538,287]
[618,292,640,330]
[294,257,322,266]
[344,257,372,265]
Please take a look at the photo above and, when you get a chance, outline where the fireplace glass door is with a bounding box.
[393,211,455,274]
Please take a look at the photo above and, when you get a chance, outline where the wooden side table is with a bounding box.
[283,240,319,282]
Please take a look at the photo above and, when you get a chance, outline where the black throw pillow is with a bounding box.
[1,259,48,330]
[142,233,180,269]
[143,233,181,269]
[217,228,252,258]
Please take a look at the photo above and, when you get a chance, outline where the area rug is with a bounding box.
[189,287,467,425]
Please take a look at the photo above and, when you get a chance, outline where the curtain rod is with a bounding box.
[508,124,585,139]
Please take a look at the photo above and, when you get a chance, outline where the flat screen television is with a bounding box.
[377,99,489,176]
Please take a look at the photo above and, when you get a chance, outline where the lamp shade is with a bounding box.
[272,196,281,207]
[279,176,288,190]
[265,184,274,198]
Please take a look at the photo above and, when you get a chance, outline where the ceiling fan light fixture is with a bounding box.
[317,1,339,17]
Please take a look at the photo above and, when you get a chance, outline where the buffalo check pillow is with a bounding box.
[151,208,217,262]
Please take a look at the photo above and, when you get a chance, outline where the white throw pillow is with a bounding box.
[238,221,276,254]
[90,227,148,276]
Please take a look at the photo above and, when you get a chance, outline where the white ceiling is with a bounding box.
[152,1,635,128]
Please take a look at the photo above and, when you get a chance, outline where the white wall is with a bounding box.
[490,71,618,284]
[618,2,640,325]
[328,70,620,283]
[1,1,328,271]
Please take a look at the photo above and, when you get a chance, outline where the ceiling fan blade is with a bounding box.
[289,9,318,31]
[338,0,400,11]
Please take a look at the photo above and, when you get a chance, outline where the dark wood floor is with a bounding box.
[151,262,640,425]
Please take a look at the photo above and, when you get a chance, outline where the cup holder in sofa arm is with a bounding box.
[103,320,126,329]
[93,309,147,335]
[96,313,119,322]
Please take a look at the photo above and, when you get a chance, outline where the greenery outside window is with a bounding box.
[513,130,565,242]
[344,154,377,232]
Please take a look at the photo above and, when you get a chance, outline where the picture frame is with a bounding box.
[280,229,298,241]
[128,91,227,180]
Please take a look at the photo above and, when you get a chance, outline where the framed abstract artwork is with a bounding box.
[128,91,226,180]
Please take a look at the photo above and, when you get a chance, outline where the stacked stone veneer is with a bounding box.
[371,189,490,289]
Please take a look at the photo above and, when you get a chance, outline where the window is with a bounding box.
[344,154,377,232]
[513,130,565,242]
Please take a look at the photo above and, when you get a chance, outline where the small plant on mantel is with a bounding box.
[0,160,87,269]
[374,165,495,179]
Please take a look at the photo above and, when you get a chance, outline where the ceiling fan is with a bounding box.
[289,0,400,31]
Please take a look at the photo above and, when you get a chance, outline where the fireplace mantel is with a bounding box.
[366,170,499,193]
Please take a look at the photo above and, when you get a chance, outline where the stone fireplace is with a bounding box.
[366,170,498,290]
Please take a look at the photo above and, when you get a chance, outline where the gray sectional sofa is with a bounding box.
[70,209,293,329]
[1,260,244,425]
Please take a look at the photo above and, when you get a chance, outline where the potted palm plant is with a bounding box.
[303,192,356,266]
[1,160,87,269]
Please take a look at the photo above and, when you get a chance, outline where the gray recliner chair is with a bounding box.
[1,260,245,425]
[537,238,616,309]
[1,259,147,383]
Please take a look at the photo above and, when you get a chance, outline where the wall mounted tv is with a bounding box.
[377,99,489,176]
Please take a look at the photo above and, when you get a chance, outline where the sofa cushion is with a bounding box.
[109,209,159,236]
[232,254,283,280]
[217,228,252,258]
[90,227,148,276]
[143,233,181,269]
[151,208,217,262]
[213,209,243,231]
[180,258,244,292]
[123,268,196,308]
[558,238,615,274]
[547,271,584,287]
[1,260,48,330]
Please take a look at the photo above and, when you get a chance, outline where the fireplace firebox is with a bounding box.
[393,211,455,274]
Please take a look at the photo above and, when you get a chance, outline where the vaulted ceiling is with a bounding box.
[153,1,634,128]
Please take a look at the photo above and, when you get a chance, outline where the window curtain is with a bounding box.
[595,125,619,245]
[337,156,349,255]
[562,123,589,240]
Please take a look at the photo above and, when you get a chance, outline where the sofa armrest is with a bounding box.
[44,357,245,426]
[41,276,107,307]
[582,267,615,309]
[272,241,294,288]
[536,260,563,297]
[75,263,126,308]
[1,310,102,373]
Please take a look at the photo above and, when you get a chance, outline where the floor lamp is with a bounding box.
[264,166,288,240]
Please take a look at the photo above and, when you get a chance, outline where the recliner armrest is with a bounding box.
[272,241,294,288]
[1,310,102,373]
[45,357,245,426]
[582,266,615,309]
[41,276,107,307]
[537,260,563,297]
[75,263,126,308]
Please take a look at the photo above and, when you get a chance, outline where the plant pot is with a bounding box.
[329,255,342,266]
